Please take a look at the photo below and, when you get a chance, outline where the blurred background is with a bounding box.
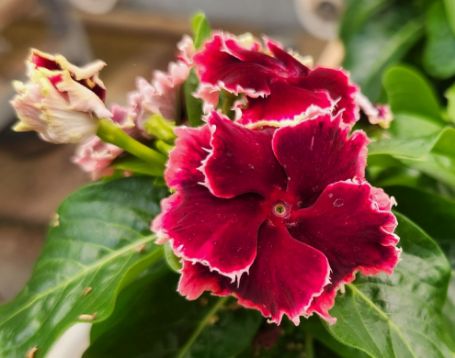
[0,0,346,303]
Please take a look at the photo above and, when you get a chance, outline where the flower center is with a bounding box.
[272,202,288,218]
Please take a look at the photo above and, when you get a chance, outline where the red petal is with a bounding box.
[233,223,329,324]
[152,186,266,280]
[178,223,330,325]
[301,67,359,125]
[165,125,210,189]
[265,39,310,78]
[178,260,231,300]
[272,113,367,206]
[289,180,400,322]
[239,82,332,125]
[194,34,273,97]
[194,34,359,125]
[203,112,286,198]
[31,51,61,71]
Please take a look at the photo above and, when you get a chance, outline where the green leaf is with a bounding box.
[192,12,212,49]
[300,317,369,358]
[0,177,167,357]
[402,152,455,190]
[183,12,212,127]
[443,275,455,346]
[328,213,454,358]
[384,185,455,265]
[184,69,204,127]
[368,126,455,161]
[424,2,455,79]
[444,0,455,34]
[183,13,211,127]
[340,0,392,42]
[341,3,423,100]
[163,242,182,273]
[382,65,442,122]
[445,83,455,123]
[369,66,455,186]
[86,270,262,357]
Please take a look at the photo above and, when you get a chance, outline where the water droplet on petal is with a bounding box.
[333,198,344,208]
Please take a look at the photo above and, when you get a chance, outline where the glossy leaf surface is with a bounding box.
[86,269,262,358]
[0,177,167,357]
[328,213,454,358]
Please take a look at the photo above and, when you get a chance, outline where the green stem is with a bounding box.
[143,114,175,142]
[96,118,166,166]
[305,331,314,358]
[155,140,174,155]
[177,297,229,358]
[113,157,163,177]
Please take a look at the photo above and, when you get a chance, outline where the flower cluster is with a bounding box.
[153,33,400,324]
[72,36,192,178]
[10,30,399,325]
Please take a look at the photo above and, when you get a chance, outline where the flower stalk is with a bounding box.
[96,118,166,166]
[143,114,176,143]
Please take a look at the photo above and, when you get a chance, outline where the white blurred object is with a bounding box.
[294,0,344,40]
[69,0,118,14]
[47,323,92,358]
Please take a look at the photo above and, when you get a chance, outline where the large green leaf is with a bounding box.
[300,317,368,358]
[86,269,262,357]
[340,0,392,42]
[368,126,455,160]
[0,177,167,357]
[341,2,423,100]
[384,185,455,266]
[369,65,455,186]
[444,275,455,347]
[424,2,455,79]
[327,213,454,358]
[402,152,455,190]
[382,65,442,122]
[444,0,455,34]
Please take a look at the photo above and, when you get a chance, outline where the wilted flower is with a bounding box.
[11,49,111,143]
[153,111,400,324]
[193,33,358,126]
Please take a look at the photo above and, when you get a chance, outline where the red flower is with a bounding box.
[152,111,399,324]
[193,33,358,126]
